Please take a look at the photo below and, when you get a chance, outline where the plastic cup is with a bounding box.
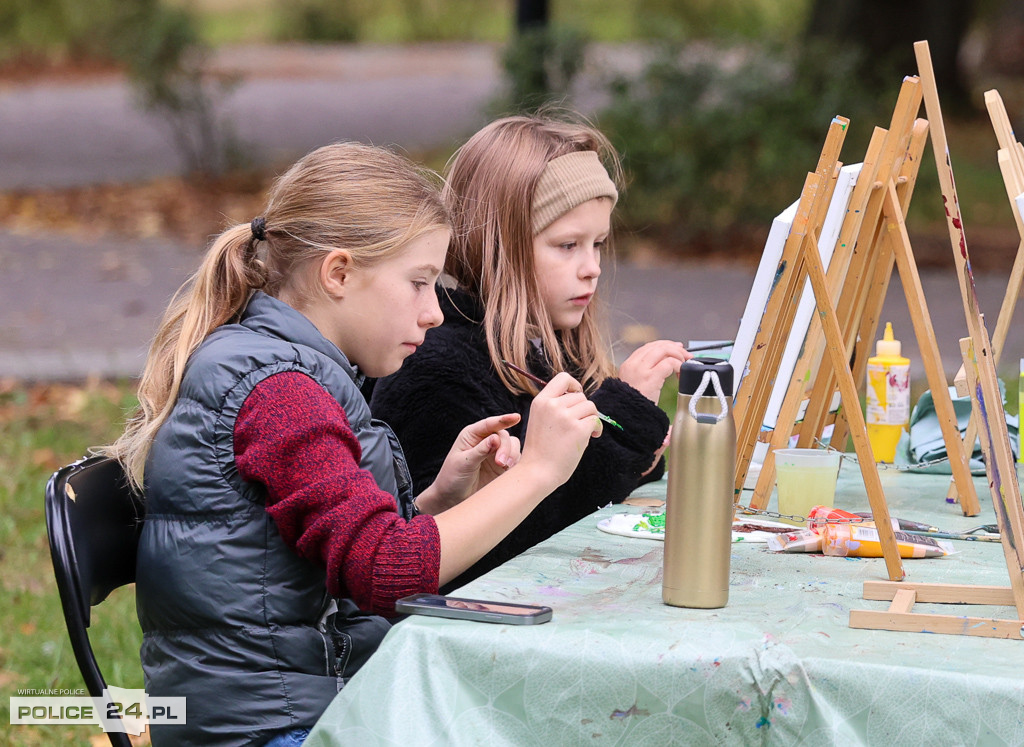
[774,448,842,526]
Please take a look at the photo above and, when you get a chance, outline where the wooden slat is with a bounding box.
[863,580,1016,605]
[850,610,1024,639]
[881,182,980,515]
[888,588,917,613]
[800,226,904,580]
[751,89,923,509]
[833,119,930,452]
[946,92,1024,505]
[916,41,1024,614]
[959,335,1024,618]
[799,79,923,449]
[855,579,1024,641]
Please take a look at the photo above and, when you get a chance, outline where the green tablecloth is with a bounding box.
[307,463,1024,746]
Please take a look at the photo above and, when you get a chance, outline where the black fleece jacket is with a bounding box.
[370,286,669,590]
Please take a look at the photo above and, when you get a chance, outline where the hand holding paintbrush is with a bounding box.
[501,360,624,431]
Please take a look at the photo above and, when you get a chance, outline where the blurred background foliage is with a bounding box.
[0,0,811,55]
[3,0,1020,255]
[598,40,879,246]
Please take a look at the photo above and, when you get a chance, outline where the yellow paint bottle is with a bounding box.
[866,322,910,462]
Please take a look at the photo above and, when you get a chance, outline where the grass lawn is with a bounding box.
[0,380,145,746]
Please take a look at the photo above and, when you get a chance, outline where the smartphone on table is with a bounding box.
[395,593,552,625]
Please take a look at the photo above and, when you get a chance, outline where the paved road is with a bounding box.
[0,43,639,190]
[3,220,1015,383]
[0,44,502,189]
[0,43,1017,383]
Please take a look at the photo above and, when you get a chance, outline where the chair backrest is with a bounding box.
[45,455,145,747]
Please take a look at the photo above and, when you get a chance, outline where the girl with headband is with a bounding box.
[371,113,692,589]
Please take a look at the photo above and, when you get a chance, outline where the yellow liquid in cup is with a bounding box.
[776,464,839,526]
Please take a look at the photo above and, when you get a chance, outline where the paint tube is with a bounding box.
[766,529,822,553]
[821,524,956,558]
[807,505,898,532]
[807,505,861,524]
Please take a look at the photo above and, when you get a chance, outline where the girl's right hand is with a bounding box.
[430,373,600,585]
[519,372,602,487]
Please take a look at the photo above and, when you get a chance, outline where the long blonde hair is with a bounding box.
[106,142,449,490]
[443,112,622,395]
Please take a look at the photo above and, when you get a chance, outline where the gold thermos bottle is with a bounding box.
[663,357,736,608]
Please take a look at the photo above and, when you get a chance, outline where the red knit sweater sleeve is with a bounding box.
[233,370,440,615]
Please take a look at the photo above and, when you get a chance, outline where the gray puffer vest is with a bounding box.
[136,292,415,746]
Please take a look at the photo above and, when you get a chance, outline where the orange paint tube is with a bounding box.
[821,524,955,558]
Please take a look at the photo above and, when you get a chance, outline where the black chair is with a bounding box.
[45,455,145,747]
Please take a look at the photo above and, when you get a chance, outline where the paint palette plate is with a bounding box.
[597,512,795,543]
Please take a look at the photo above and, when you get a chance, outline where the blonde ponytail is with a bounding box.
[105,224,263,489]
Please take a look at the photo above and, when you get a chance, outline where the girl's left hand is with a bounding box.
[419,413,522,514]
[618,340,693,403]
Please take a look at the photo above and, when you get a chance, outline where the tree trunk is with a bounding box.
[516,0,549,34]
[806,0,976,112]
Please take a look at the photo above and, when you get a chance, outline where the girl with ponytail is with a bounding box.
[106,142,602,746]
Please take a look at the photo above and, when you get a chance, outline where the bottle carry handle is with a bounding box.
[688,371,730,425]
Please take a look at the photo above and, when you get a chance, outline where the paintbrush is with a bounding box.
[500,359,624,431]
[901,529,1001,543]
[853,512,1001,542]
[854,512,940,533]
[687,340,735,353]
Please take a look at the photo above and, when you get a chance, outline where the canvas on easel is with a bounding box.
[746,84,909,502]
[850,41,1024,639]
[751,76,979,518]
[730,77,982,533]
[728,116,907,581]
[727,163,859,488]
[730,118,846,497]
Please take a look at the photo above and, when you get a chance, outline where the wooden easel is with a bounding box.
[746,76,979,519]
[851,333,1024,637]
[730,117,907,581]
[731,117,847,497]
[943,89,1024,507]
[850,42,1024,639]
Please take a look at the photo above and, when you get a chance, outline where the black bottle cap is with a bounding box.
[678,357,734,397]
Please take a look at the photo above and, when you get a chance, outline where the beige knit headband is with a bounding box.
[531,150,618,235]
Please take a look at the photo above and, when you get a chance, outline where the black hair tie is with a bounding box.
[250,216,267,242]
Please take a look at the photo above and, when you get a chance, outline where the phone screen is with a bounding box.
[395,593,553,625]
